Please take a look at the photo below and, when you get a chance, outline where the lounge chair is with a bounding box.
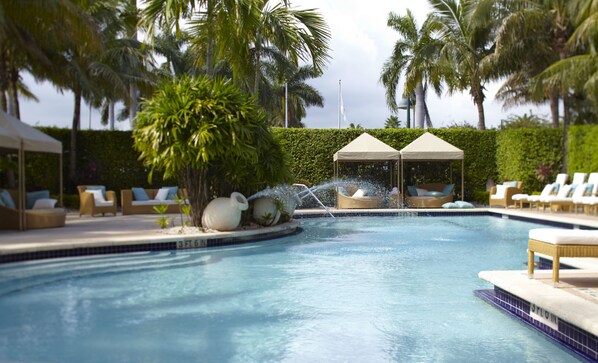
[538,184,573,211]
[547,182,591,212]
[337,185,384,209]
[539,172,588,211]
[405,183,454,208]
[0,189,66,230]
[489,181,522,208]
[78,185,117,216]
[573,172,598,213]
[512,173,568,209]
[528,228,598,286]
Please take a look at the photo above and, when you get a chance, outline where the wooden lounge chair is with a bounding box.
[528,228,598,286]
[77,185,117,216]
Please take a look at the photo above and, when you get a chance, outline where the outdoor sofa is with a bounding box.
[0,189,66,229]
[405,183,453,208]
[121,187,188,215]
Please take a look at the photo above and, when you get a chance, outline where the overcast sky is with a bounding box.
[20,0,549,130]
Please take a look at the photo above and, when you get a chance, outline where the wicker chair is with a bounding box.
[77,185,117,217]
[489,181,522,208]
[405,183,453,208]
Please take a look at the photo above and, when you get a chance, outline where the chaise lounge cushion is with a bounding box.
[529,228,598,245]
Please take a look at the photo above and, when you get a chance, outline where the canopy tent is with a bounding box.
[399,132,464,200]
[334,133,400,161]
[0,110,63,230]
[333,133,400,205]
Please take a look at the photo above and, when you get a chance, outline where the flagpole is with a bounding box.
[338,80,341,129]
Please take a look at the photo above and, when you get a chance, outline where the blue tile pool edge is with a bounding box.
[475,287,598,362]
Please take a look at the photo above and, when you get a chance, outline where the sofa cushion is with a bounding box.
[0,190,14,208]
[442,184,454,196]
[132,200,178,206]
[491,185,506,199]
[155,188,170,201]
[33,198,57,209]
[424,191,444,197]
[132,187,150,201]
[87,189,107,203]
[415,188,428,196]
[26,190,50,209]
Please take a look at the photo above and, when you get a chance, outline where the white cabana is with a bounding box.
[333,133,400,204]
[0,110,63,229]
[399,132,464,200]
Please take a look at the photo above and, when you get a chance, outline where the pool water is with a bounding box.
[0,216,583,362]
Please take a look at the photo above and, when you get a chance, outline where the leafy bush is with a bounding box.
[496,128,562,193]
[568,125,598,174]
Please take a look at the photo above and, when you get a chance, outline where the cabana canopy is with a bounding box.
[400,132,463,160]
[399,132,464,201]
[0,110,63,230]
[333,133,400,161]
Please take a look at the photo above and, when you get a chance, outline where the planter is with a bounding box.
[201,192,248,231]
[252,197,281,226]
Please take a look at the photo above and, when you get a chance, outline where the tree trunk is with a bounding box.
[253,36,261,96]
[70,87,81,187]
[8,65,20,119]
[109,102,115,130]
[129,84,138,128]
[0,47,8,112]
[561,92,570,173]
[475,97,486,130]
[415,83,425,128]
[549,90,559,128]
[182,166,210,227]
[424,101,433,128]
[205,0,215,77]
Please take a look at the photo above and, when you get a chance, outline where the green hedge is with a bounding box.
[495,128,562,194]
[20,126,598,205]
[567,125,598,175]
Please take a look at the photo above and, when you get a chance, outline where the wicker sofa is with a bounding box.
[336,185,384,209]
[0,189,66,230]
[405,183,454,208]
[121,188,187,215]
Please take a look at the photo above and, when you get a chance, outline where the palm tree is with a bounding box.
[384,115,401,128]
[380,9,443,129]
[428,0,499,130]
[260,60,324,127]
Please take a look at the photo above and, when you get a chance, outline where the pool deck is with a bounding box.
[1,207,598,351]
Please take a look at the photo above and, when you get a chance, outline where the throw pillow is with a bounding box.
[416,188,428,196]
[442,184,454,196]
[493,185,506,199]
[455,201,474,209]
[0,189,16,209]
[162,186,179,200]
[503,181,518,188]
[32,198,57,209]
[337,187,350,196]
[155,188,170,201]
[407,185,417,197]
[26,190,50,209]
[132,187,150,201]
[352,188,367,198]
[86,185,106,198]
[442,202,458,209]
[87,189,106,203]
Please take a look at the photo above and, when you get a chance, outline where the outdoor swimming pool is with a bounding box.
[0,216,583,362]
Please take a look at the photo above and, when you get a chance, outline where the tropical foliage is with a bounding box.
[133,76,290,226]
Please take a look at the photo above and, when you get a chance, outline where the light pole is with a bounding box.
[397,97,415,128]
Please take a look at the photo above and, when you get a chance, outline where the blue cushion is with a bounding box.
[407,185,418,196]
[442,184,454,196]
[425,191,445,197]
[337,187,350,196]
[86,185,106,198]
[0,190,16,209]
[586,184,594,195]
[503,181,518,188]
[26,190,50,209]
[455,201,474,209]
[0,195,4,207]
[442,202,458,209]
[552,182,560,193]
[162,186,179,200]
[132,187,149,201]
